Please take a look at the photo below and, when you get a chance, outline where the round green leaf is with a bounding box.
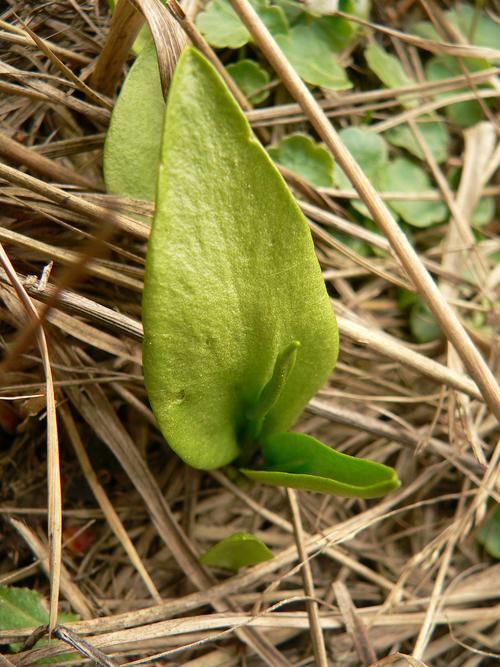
[385,119,450,164]
[334,126,388,216]
[275,25,352,90]
[200,532,274,571]
[268,133,334,187]
[295,11,358,52]
[241,432,400,498]
[103,42,163,201]
[425,56,492,128]
[472,197,495,227]
[448,3,500,52]
[409,300,442,343]
[143,49,339,470]
[335,126,388,188]
[226,59,270,104]
[379,158,448,228]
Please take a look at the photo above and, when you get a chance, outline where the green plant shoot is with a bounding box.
[139,47,400,497]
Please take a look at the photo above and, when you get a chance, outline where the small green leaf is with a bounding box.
[143,49,339,470]
[103,42,163,201]
[275,25,352,89]
[196,0,288,49]
[472,197,495,227]
[365,41,416,107]
[0,586,50,628]
[448,3,500,51]
[226,59,270,103]
[385,119,450,164]
[334,126,388,216]
[200,532,274,571]
[241,432,400,498]
[477,503,500,559]
[409,300,442,343]
[0,586,79,658]
[379,158,448,228]
[335,126,388,189]
[295,11,358,52]
[272,0,304,23]
[268,133,334,187]
[425,56,492,128]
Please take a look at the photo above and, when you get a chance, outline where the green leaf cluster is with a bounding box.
[409,4,498,128]
[195,0,364,90]
[332,126,447,228]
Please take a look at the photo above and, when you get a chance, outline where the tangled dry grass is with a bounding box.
[0,0,499,665]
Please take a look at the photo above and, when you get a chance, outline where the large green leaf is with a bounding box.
[241,432,400,497]
[379,158,448,228]
[103,42,163,201]
[275,24,352,90]
[143,48,338,470]
[268,133,334,187]
[196,0,288,49]
[200,532,274,571]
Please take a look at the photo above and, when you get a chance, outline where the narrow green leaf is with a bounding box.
[103,42,163,201]
[247,340,300,423]
[200,532,274,571]
[365,41,416,107]
[275,25,352,89]
[241,432,400,498]
[268,133,334,187]
[143,48,338,470]
[379,158,448,228]
[226,59,270,103]
[196,0,288,49]
[385,119,450,164]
